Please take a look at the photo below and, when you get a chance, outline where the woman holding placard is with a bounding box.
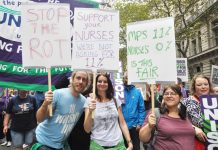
[139,85,195,150]
[182,74,213,150]
[84,72,133,150]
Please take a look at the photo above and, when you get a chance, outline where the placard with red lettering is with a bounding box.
[72,8,119,71]
[21,3,71,68]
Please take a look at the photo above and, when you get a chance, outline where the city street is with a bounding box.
[0,145,13,150]
[0,142,145,150]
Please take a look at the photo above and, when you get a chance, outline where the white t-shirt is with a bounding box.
[86,98,123,146]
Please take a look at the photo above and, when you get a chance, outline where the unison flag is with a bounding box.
[0,0,99,91]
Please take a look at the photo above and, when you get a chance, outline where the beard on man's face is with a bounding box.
[71,82,85,93]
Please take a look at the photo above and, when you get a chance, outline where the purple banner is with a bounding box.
[110,62,125,104]
[0,36,22,64]
[200,94,218,149]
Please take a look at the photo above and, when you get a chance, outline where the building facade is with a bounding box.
[179,0,218,80]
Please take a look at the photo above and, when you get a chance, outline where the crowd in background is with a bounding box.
[0,72,217,150]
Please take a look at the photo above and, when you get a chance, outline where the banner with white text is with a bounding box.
[200,95,218,149]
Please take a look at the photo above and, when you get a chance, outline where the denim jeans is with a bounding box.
[11,128,35,148]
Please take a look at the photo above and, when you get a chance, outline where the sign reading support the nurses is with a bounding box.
[21,3,71,68]
[200,95,218,149]
[72,8,119,71]
[127,17,177,84]
[176,58,188,82]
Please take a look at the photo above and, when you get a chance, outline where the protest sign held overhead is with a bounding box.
[72,8,119,71]
[127,17,177,84]
[0,0,98,91]
[211,65,218,85]
[21,3,71,68]
[177,58,188,82]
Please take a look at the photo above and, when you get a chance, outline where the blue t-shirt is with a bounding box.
[36,88,86,149]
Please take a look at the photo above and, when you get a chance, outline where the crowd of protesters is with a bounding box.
[0,71,217,150]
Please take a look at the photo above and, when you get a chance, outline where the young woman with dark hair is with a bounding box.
[84,73,133,150]
[139,85,195,150]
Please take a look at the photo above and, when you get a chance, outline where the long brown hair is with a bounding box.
[95,73,114,101]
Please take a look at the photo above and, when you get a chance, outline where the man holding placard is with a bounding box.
[34,71,88,150]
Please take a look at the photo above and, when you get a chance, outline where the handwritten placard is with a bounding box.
[72,8,119,71]
[177,58,188,82]
[127,17,177,84]
[211,65,218,85]
[21,3,71,68]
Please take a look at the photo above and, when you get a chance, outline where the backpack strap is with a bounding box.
[113,98,118,110]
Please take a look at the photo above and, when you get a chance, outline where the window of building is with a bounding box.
[196,66,201,72]
[191,39,197,55]
[178,41,185,57]
[198,31,202,52]
[193,63,203,74]
[212,20,218,46]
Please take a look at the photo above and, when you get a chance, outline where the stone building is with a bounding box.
[178,0,218,80]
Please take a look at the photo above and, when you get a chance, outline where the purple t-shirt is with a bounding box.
[145,113,195,150]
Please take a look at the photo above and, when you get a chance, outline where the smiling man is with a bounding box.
[34,71,89,150]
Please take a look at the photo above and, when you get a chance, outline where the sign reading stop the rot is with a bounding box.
[21,3,71,68]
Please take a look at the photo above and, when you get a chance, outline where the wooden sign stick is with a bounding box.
[48,68,52,117]
[150,84,155,114]
[92,71,97,119]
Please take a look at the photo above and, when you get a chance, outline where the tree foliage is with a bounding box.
[147,0,207,58]
[113,0,214,70]
[113,2,150,70]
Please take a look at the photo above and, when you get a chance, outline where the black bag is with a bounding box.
[143,108,160,150]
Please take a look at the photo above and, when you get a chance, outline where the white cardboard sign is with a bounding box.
[127,17,177,84]
[72,8,119,71]
[21,3,71,68]
[211,65,218,85]
[177,58,188,82]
